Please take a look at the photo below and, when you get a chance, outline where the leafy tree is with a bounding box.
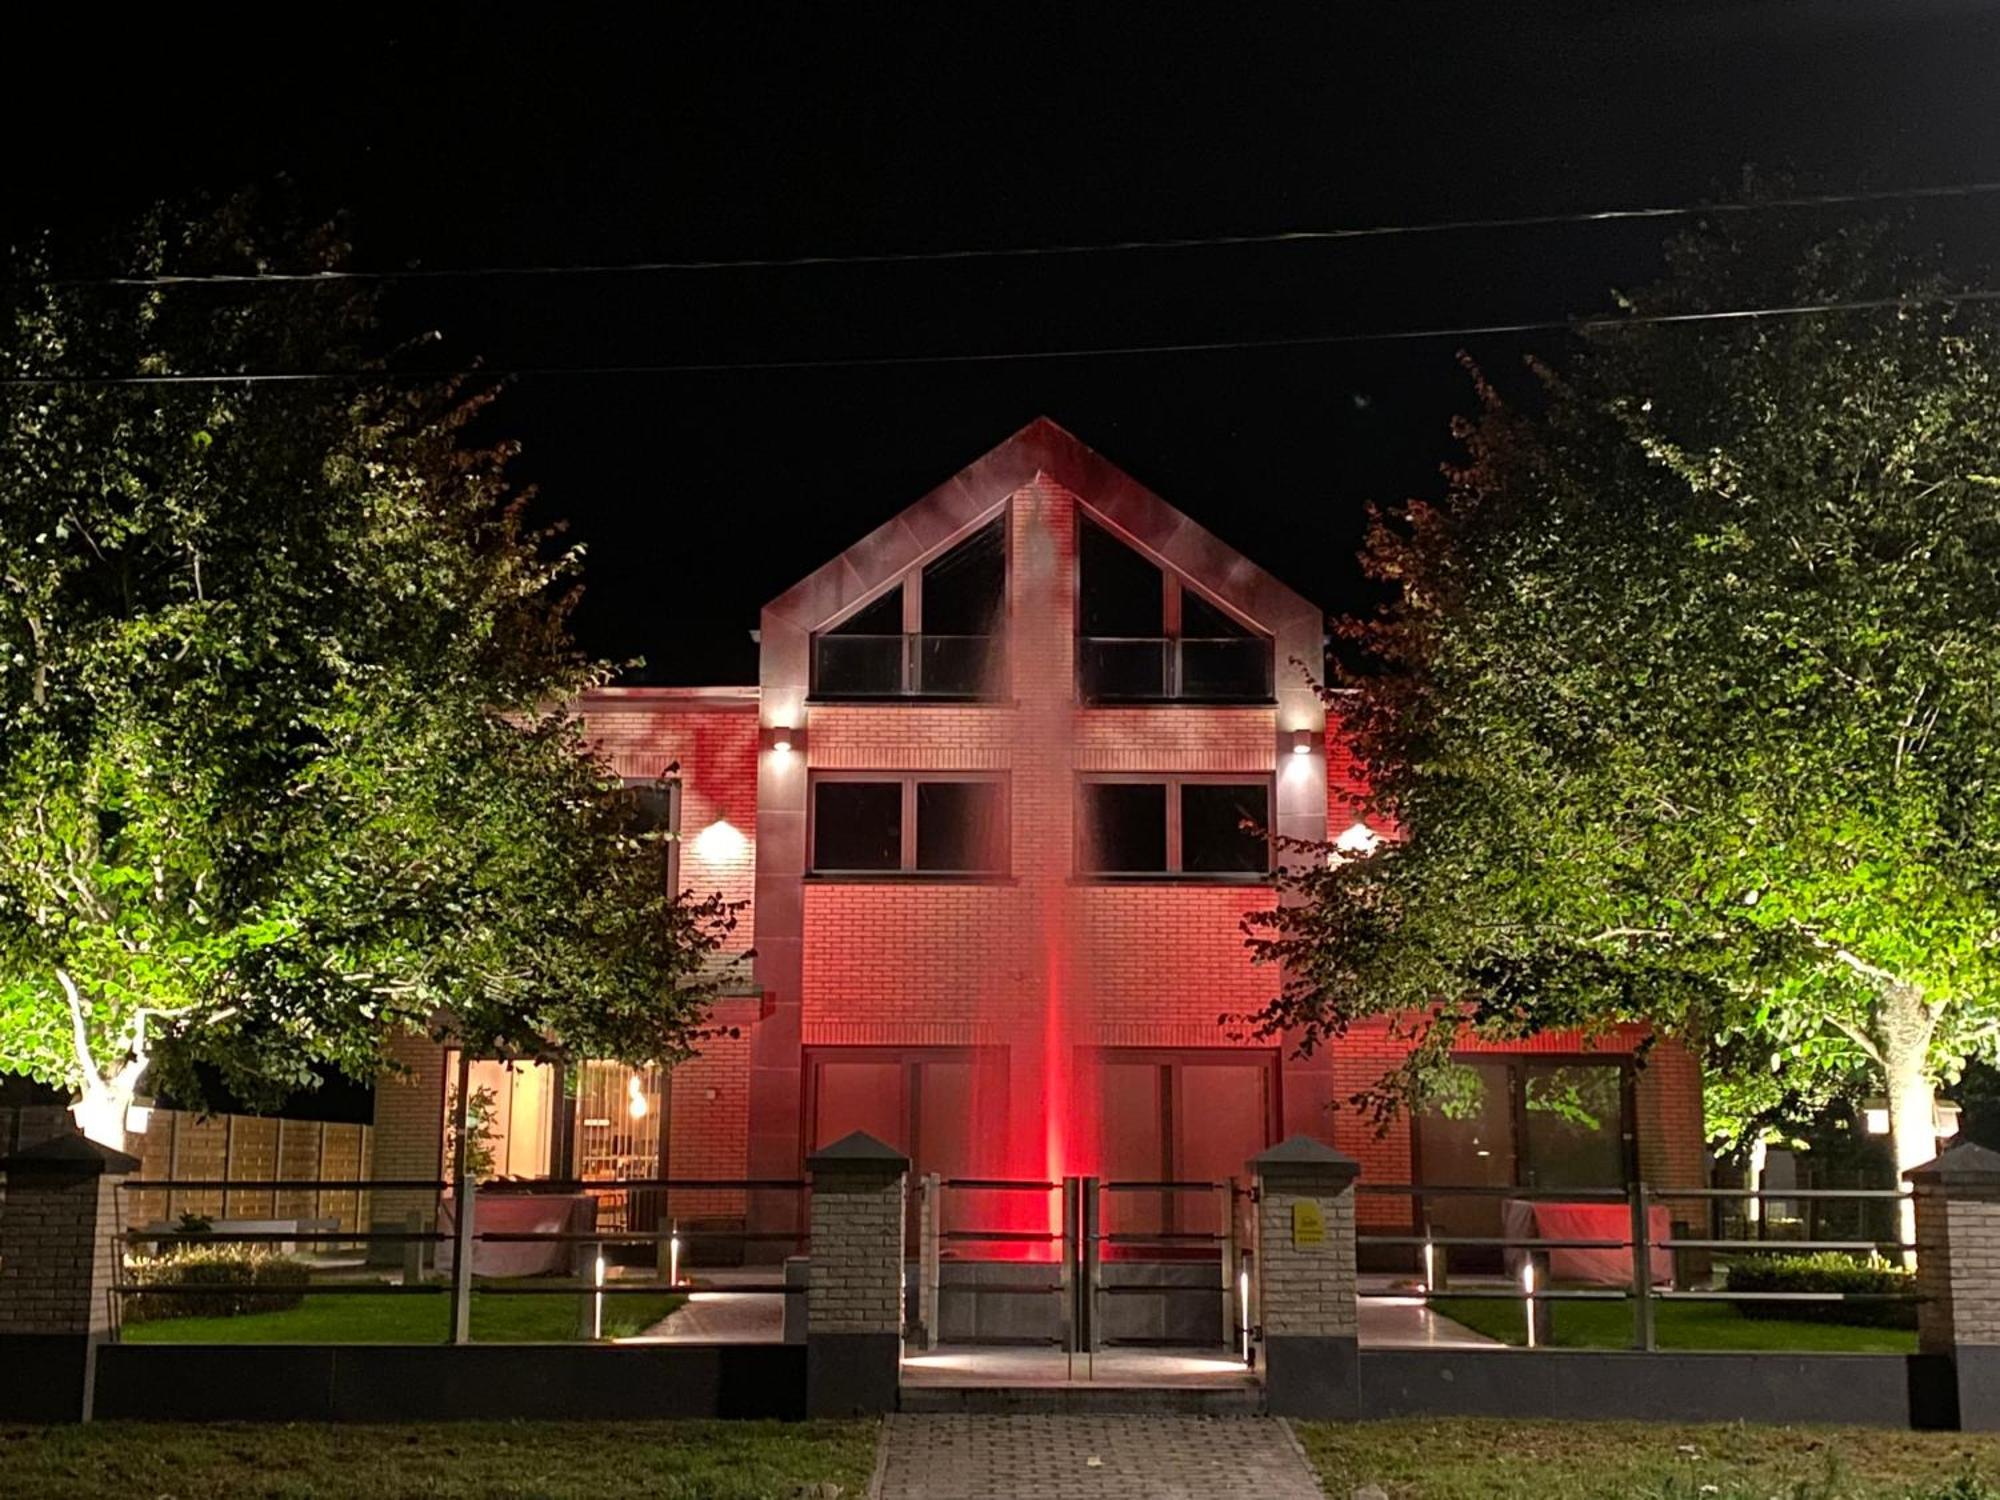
[1253,217,2000,1245]
[0,200,735,1144]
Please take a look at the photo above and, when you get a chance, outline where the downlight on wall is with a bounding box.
[761,723,804,755]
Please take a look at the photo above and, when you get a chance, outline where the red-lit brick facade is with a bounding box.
[374,417,1706,1231]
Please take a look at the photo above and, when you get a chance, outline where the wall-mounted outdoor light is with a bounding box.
[762,723,804,755]
[1289,728,1316,757]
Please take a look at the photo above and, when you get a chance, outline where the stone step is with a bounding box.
[898,1382,1268,1415]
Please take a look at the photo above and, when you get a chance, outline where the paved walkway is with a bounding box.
[633,1290,784,1342]
[873,1414,1324,1500]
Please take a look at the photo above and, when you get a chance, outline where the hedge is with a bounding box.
[122,1244,311,1323]
[1723,1251,1918,1329]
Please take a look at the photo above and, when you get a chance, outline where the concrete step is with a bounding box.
[898,1382,1267,1415]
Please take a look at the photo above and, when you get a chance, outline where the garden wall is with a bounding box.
[92,1343,805,1422]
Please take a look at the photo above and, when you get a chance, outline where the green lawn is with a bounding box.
[122,1286,687,1344]
[1299,1419,1998,1500]
[1430,1293,1917,1353]
[0,1420,875,1500]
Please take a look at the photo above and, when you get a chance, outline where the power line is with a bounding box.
[37,181,2000,289]
[3,288,1994,385]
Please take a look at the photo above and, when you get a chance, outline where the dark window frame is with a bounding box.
[1089,1046,1281,1234]
[1075,773,1273,879]
[1074,513,1274,704]
[809,508,1011,701]
[1411,1052,1639,1192]
[621,776,681,897]
[808,770,1012,877]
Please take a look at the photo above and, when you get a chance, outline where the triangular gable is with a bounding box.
[761,416,1320,637]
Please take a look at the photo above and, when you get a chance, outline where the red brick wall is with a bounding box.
[665,1000,756,1218]
[583,697,760,959]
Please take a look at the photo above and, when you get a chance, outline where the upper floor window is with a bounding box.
[1077,776,1271,878]
[812,516,1007,699]
[811,773,1009,876]
[621,777,681,893]
[1076,518,1272,702]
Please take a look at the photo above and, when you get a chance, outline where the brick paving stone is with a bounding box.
[874,1414,1325,1500]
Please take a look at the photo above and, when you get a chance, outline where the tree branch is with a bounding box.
[55,968,102,1089]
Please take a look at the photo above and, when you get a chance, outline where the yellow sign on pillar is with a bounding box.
[1292,1200,1326,1248]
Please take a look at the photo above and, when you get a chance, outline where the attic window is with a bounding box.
[1076,518,1272,702]
[812,517,1007,698]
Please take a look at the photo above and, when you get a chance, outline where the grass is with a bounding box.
[1298,1419,2000,1500]
[1430,1294,1918,1353]
[0,1420,876,1500]
[122,1285,687,1344]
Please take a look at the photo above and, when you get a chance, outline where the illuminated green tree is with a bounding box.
[0,200,734,1143]
[1255,218,2000,1237]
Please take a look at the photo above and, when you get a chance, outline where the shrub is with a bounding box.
[122,1244,310,1324]
[1724,1251,1917,1329]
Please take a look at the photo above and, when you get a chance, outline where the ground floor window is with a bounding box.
[1415,1055,1634,1260]
[805,1047,998,1184]
[1097,1049,1277,1242]
[439,1052,667,1185]
[440,1052,560,1180]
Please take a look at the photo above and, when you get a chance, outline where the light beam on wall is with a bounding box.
[693,818,749,862]
[1334,821,1381,856]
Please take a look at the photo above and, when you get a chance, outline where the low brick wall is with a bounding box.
[93,1343,806,1422]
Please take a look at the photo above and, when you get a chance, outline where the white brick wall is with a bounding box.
[1916,1183,2000,1353]
[808,1165,906,1335]
[1256,1169,1358,1340]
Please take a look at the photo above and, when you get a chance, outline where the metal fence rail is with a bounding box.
[1356,1180,1920,1351]
[111,1173,808,1343]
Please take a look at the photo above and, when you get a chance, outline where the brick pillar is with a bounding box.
[806,1131,908,1417]
[1909,1142,2000,1430]
[369,1030,445,1268]
[0,1128,141,1421]
[1252,1135,1361,1419]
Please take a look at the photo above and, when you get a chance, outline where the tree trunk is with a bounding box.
[1879,993,1935,1270]
[1745,1135,1768,1231]
[71,1074,135,1150]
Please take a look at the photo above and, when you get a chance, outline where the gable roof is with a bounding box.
[761,417,1321,637]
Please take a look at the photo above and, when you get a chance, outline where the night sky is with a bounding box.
[8,3,2000,685]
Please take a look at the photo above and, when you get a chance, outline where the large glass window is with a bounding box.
[1098,1051,1275,1240]
[812,517,1007,698]
[621,777,680,894]
[1079,777,1269,876]
[814,587,908,696]
[915,779,1009,873]
[812,780,903,871]
[1076,517,1272,701]
[1081,782,1168,873]
[812,774,1008,875]
[441,1053,560,1181]
[1180,783,1270,873]
[1415,1056,1633,1266]
[808,1049,998,1185]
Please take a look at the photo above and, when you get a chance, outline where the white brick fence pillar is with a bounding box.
[0,1126,141,1421]
[1909,1142,2000,1430]
[806,1131,908,1416]
[1251,1135,1361,1419]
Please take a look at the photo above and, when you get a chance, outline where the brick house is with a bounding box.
[373,417,1705,1258]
